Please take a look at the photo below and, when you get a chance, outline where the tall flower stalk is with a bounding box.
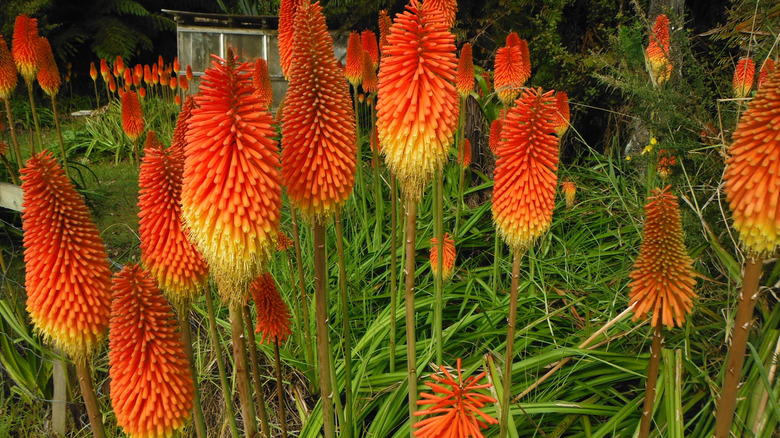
[0,36,21,174]
[281,2,357,436]
[377,1,459,432]
[36,37,68,178]
[12,14,43,153]
[492,88,558,438]
[715,69,780,437]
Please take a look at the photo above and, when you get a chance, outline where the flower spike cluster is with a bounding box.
[723,69,780,256]
[121,90,145,141]
[430,233,456,281]
[22,151,112,362]
[645,14,672,87]
[0,36,17,99]
[12,14,41,84]
[138,126,209,310]
[488,117,503,154]
[561,179,576,209]
[629,186,697,328]
[377,0,459,201]
[413,358,498,438]
[378,10,392,56]
[552,91,570,137]
[456,43,475,97]
[279,0,303,78]
[361,30,379,68]
[345,32,364,88]
[36,38,61,96]
[362,51,378,94]
[494,33,531,106]
[250,272,293,344]
[109,264,195,438]
[492,88,559,253]
[733,57,755,99]
[182,53,281,304]
[253,58,274,108]
[281,0,356,222]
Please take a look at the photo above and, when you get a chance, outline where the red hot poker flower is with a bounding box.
[100,58,109,80]
[758,59,775,90]
[250,272,293,344]
[458,138,471,169]
[494,34,530,106]
[492,88,559,253]
[345,31,364,88]
[361,30,380,68]
[12,14,41,84]
[561,179,576,209]
[279,0,303,78]
[456,43,474,97]
[429,232,457,281]
[628,186,697,328]
[121,90,144,141]
[281,0,356,222]
[414,358,498,438]
[182,53,281,303]
[253,58,273,108]
[378,10,392,56]
[424,0,458,29]
[552,91,570,137]
[0,35,18,100]
[89,61,98,81]
[22,151,112,362]
[488,117,503,154]
[733,57,755,99]
[362,51,378,94]
[645,14,672,87]
[36,37,61,96]
[109,264,195,438]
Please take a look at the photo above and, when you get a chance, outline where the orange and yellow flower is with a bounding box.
[429,232,456,281]
[733,57,755,99]
[121,90,144,141]
[281,1,356,221]
[456,43,474,97]
[362,51,378,94]
[345,31,364,88]
[250,272,292,344]
[492,88,559,253]
[552,91,569,138]
[276,232,293,252]
[253,58,273,108]
[758,59,775,90]
[89,61,98,81]
[182,53,281,303]
[628,186,697,328]
[100,58,109,80]
[413,358,498,438]
[378,10,392,56]
[109,264,194,438]
[22,151,112,362]
[645,14,672,87]
[494,33,531,106]
[0,35,17,100]
[279,0,303,78]
[377,0,459,201]
[458,138,471,169]
[12,14,41,84]
[656,148,677,179]
[361,30,379,68]
[424,0,458,29]
[723,69,780,255]
[561,179,576,209]
[488,117,503,155]
[36,37,60,96]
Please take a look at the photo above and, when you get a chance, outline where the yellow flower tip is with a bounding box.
[723,68,780,256]
[629,185,697,329]
[561,179,576,209]
[377,0,459,202]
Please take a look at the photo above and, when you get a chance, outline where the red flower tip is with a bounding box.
[182,54,281,303]
[279,0,304,78]
[758,59,775,90]
[413,358,498,438]
[178,74,188,91]
[645,14,672,86]
[276,232,293,252]
[506,32,521,47]
[116,55,126,75]
[656,149,677,179]
[424,0,458,29]
[488,117,503,155]
[561,179,576,209]
[186,65,193,81]
[494,36,531,106]
[133,64,142,81]
[253,58,273,108]
[0,35,18,100]
[492,88,559,253]
[173,56,180,73]
[169,75,177,91]
[139,127,209,309]
[152,63,159,84]
[733,57,755,99]
[100,58,109,78]
[629,186,697,328]
[361,30,379,68]
[458,138,471,169]
[362,51,378,94]
[143,64,152,84]
[37,37,60,96]
[139,87,147,99]
[158,55,164,70]
[12,14,41,83]
[108,72,117,93]
[345,31,364,88]
[552,91,570,137]
[121,90,144,141]
[723,68,780,255]
[281,0,356,222]
[429,233,456,281]
[250,272,292,344]
[379,10,392,56]
[109,264,195,438]
[377,0,459,201]
[22,151,112,362]
[123,68,132,90]
[456,43,475,97]
[89,61,98,81]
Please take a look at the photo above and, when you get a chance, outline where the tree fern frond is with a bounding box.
[115,0,149,17]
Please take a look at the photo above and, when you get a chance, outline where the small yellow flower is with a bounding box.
[626,156,632,161]
[642,144,653,155]
[650,137,658,145]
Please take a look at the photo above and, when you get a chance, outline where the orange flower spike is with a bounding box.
[139,87,147,99]
[182,53,281,303]
[459,138,471,169]
[22,151,112,362]
[178,75,188,91]
[0,36,18,100]
[12,14,41,84]
[456,43,475,97]
[561,179,576,209]
[281,1,356,221]
[173,56,180,73]
[115,55,125,75]
[169,76,177,91]
[100,58,109,80]
[253,58,273,108]
[424,0,458,29]
[186,65,193,81]
[123,68,132,89]
[361,30,379,68]
[413,358,498,438]
[362,51,378,94]
[89,61,98,81]
[492,88,559,253]
[758,59,775,90]
[378,10,392,56]
[629,186,697,328]
[377,0,459,201]
[488,117,503,155]
[109,264,195,438]
[656,149,677,179]
[108,73,117,93]
[158,55,164,71]
[723,69,780,255]
[152,63,159,85]
[121,90,144,141]
[250,272,293,344]
[494,34,529,107]
[138,128,209,309]
[733,57,755,99]
[276,232,293,252]
[278,0,303,78]
[429,232,456,281]
[645,14,672,86]
[133,64,142,81]
[345,31,364,88]
[36,37,61,96]
[553,91,570,137]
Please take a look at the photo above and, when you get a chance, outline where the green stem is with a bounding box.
[74,360,106,438]
[292,209,315,387]
[335,210,353,438]
[389,175,398,373]
[453,96,466,237]
[404,199,419,438]
[178,306,207,438]
[204,288,240,438]
[229,302,258,437]
[243,305,271,438]
[285,251,305,360]
[492,233,501,299]
[274,338,288,438]
[352,85,369,243]
[639,324,663,438]
[93,80,100,111]
[26,81,42,154]
[433,171,444,365]
[313,221,335,438]
[500,251,522,438]
[4,98,22,170]
[50,96,69,179]
[714,256,764,438]
[371,101,382,246]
